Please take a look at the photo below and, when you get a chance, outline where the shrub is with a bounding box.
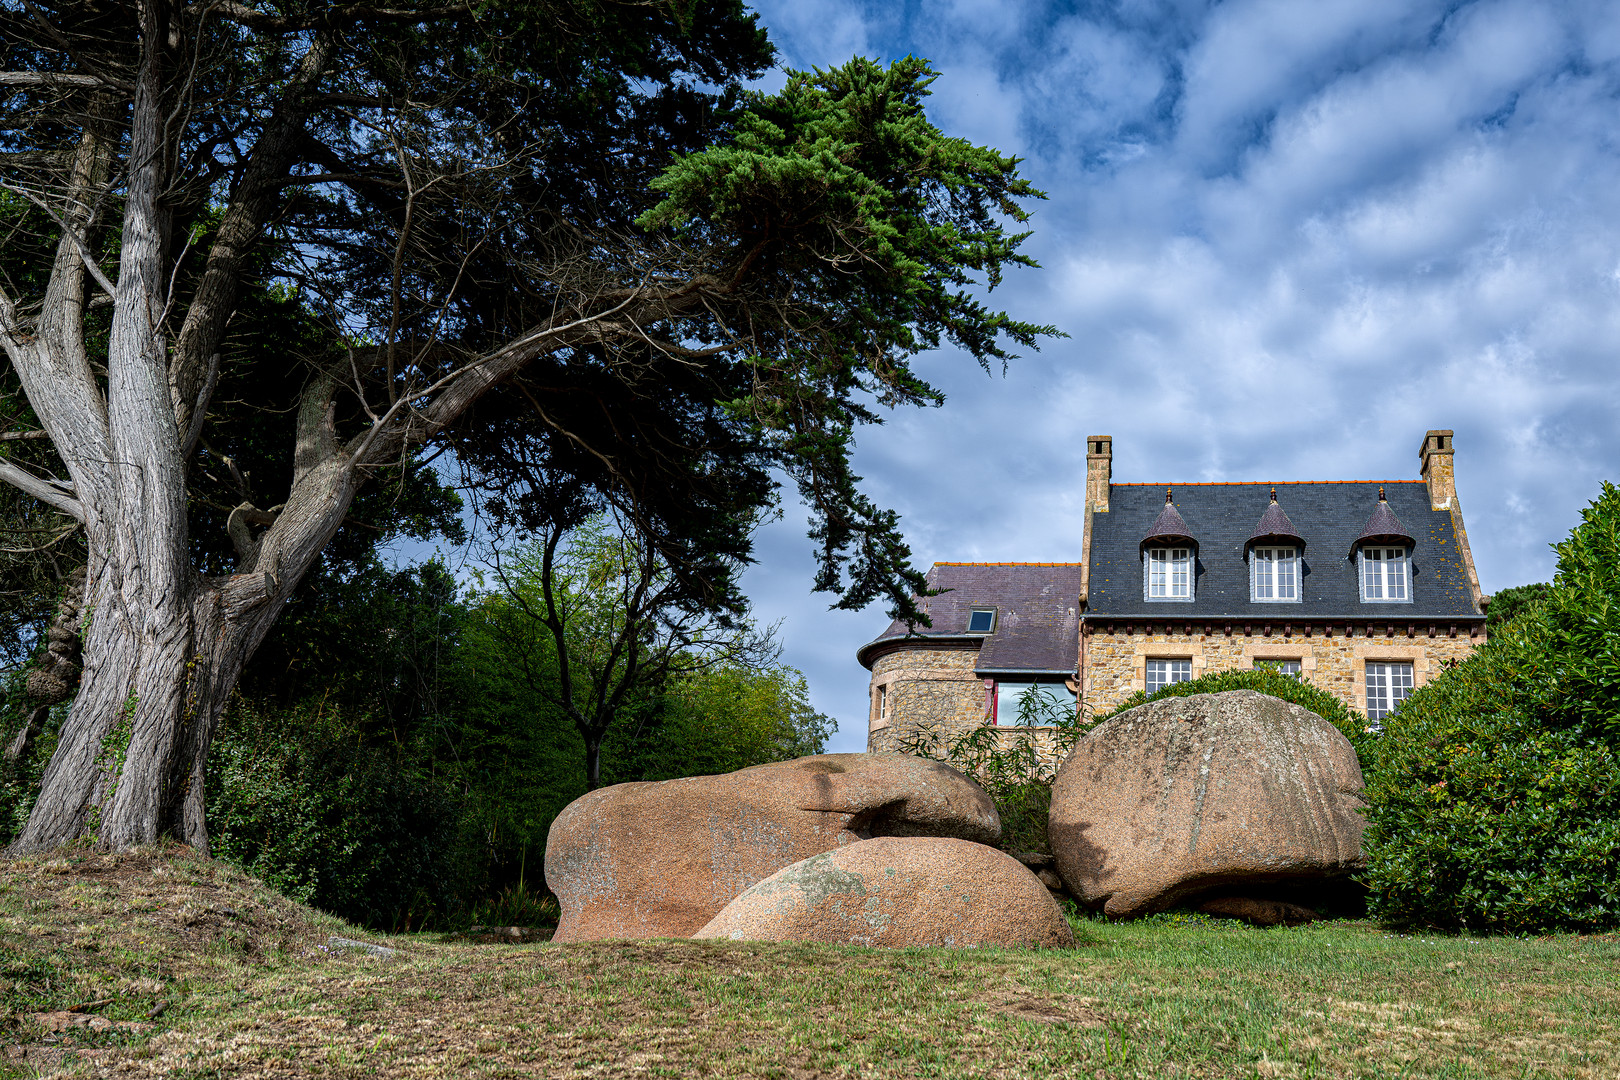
[1360,483,1620,933]
[207,698,484,930]
[897,694,1087,854]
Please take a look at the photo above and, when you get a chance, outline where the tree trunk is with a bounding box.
[585,735,602,790]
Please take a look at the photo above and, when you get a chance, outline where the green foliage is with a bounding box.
[1487,582,1552,632]
[1093,665,1376,768]
[1361,483,1620,933]
[610,664,835,783]
[469,881,560,929]
[206,698,483,931]
[898,706,1086,855]
[634,56,1058,622]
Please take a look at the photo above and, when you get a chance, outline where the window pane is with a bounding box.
[1254,549,1273,598]
[1146,659,1167,695]
[1170,549,1190,597]
[1387,550,1408,600]
[1258,659,1302,676]
[1366,663,1388,718]
[968,609,995,633]
[1169,660,1192,683]
[996,681,1077,725]
[1277,549,1296,599]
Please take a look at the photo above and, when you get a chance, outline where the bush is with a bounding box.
[1360,483,1620,933]
[1094,666,1376,768]
[207,698,484,930]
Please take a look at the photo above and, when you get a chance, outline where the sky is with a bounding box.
[729,0,1620,753]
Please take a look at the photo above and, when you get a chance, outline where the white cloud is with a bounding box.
[737,0,1620,752]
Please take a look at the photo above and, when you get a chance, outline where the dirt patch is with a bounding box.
[980,988,1109,1027]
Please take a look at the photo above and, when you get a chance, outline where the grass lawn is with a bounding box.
[2,847,1616,1078]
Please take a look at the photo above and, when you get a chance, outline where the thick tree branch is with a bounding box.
[0,71,124,90]
[0,459,85,523]
[189,0,471,31]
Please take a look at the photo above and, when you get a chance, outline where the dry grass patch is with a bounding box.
[3,848,1618,1078]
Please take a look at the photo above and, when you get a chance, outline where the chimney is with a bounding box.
[1086,435,1113,513]
[1419,429,1455,510]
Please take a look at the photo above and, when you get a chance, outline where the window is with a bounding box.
[993,681,1077,726]
[1145,547,1193,600]
[1251,546,1299,602]
[1256,658,1302,677]
[1365,662,1414,721]
[967,608,997,633]
[876,684,888,722]
[1145,659,1192,695]
[1360,547,1410,602]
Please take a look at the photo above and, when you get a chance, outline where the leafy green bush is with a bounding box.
[207,699,484,931]
[897,691,1086,854]
[1361,483,1620,933]
[1486,581,1551,632]
[1094,665,1376,768]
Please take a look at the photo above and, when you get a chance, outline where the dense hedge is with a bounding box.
[1360,483,1620,933]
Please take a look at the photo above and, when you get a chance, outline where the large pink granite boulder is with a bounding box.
[546,753,1000,942]
[693,837,1074,948]
[1048,690,1366,918]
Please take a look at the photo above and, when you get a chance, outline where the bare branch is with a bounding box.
[0,457,85,523]
[0,72,120,89]
[0,182,117,296]
[0,431,52,441]
[190,0,472,31]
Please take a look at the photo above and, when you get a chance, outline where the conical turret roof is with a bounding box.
[1246,487,1305,549]
[1141,488,1197,550]
[1351,486,1415,554]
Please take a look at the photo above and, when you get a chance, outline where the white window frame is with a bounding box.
[967,608,997,634]
[876,683,888,722]
[1365,661,1415,721]
[1359,547,1412,603]
[1145,658,1193,695]
[1250,546,1300,603]
[1144,547,1194,602]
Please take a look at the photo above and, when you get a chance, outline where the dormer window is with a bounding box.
[1146,547,1193,599]
[1141,488,1197,602]
[1245,487,1306,606]
[1352,487,1416,605]
[1360,547,1410,602]
[1251,546,1299,602]
[967,608,997,634]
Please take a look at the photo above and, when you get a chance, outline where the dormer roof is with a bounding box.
[1351,486,1416,555]
[1247,487,1305,550]
[1141,489,1196,551]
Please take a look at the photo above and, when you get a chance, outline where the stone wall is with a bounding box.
[1080,623,1483,715]
[865,645,987,752]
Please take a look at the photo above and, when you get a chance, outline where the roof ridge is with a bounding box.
[1114,480,1417,487]
[932,561,1084,566]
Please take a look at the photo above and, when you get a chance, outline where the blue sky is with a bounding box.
[730,0,1620,752]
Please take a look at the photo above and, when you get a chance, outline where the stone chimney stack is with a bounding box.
[1086,435,1113,513]
[1419,429,1456,510]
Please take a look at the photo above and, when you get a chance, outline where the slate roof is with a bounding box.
[1247,489,1306,549]
[1354,488,1416,552]
[1143,492,1197,549]
[1089,481,1480,620]
[857,562,1084,672]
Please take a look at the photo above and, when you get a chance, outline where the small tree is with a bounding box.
[481,516,777,789]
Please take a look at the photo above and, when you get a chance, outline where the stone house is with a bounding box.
[859,430,1486,751]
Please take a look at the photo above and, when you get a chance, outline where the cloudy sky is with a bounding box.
[729,0,1620,753]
